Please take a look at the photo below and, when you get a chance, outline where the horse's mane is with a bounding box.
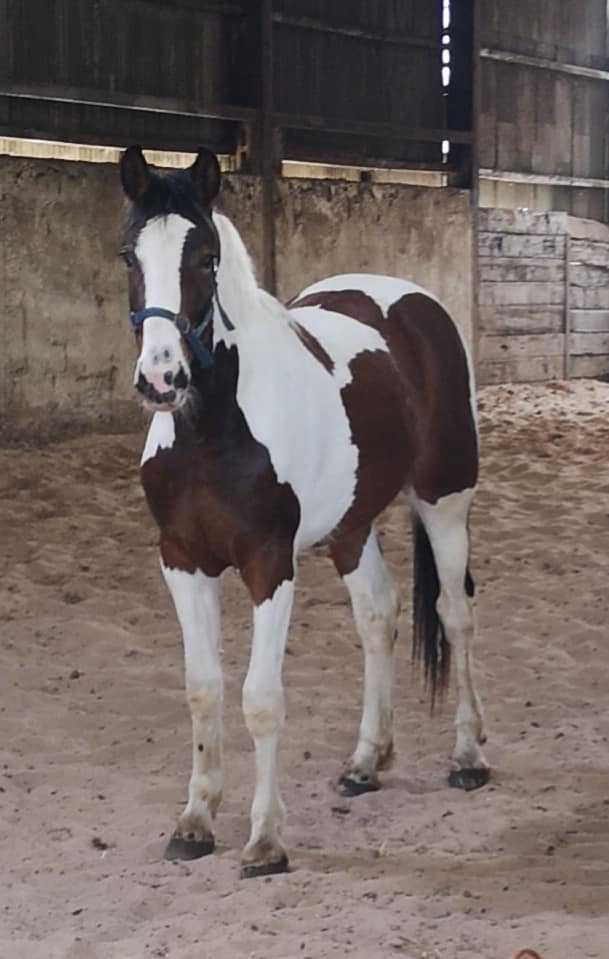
[212,211,289,331]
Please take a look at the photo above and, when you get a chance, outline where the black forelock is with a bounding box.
[127,168,208,227]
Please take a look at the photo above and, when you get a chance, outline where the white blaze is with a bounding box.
[134,213,195,391]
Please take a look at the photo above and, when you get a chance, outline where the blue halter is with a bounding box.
[129,263,234,370]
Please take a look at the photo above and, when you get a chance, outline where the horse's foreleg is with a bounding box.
[332,528,400,795]
[240,577,294,878]
[412,490,489,790]
[161,562,223,859]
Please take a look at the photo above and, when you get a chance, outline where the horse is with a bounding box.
[118,144,489,878]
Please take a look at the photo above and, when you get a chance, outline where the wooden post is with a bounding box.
[260,0,277,294]
[564,231,571,379]
[471,0,481,377]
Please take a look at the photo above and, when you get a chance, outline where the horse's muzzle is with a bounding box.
[136,369,188,412]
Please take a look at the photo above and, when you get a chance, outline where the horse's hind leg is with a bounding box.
[161,560,222,859]
[411,489,489,790]
[331,527,400,795]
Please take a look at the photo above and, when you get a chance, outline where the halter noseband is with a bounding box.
[129,261,234,370]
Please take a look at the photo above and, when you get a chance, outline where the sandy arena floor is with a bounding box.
[1,380,609,959]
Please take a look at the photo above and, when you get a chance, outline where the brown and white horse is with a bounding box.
[118,145,488,878]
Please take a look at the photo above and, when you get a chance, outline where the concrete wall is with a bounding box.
[0,156,473,439]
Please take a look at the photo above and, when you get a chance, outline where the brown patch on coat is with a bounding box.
[142,343,300,605]
[385,293,478,502]
[289,290,384,327]
[287,288,477,575]
[290,321,334,373]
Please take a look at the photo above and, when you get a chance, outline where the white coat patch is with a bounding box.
[141,412,176,466]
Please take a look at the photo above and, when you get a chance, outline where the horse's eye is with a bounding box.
[119,249,135,268]
[198,255,214,270]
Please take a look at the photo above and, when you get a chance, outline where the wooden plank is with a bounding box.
[570,238,609,268]
[479,232,566,258]
[479,257,564,283]
[480,47,609,83]
[480,167,609,189]
[479,281,565,307]
[479,333,565,361]
[478,208,568,235]
[569,354,609,378]
[570,309,609,332]
[570,285,609,310]
[567,216,609,243]
[570,332,609,355]
[569,262,609,288]
[478,305,564,334]
[478,355,564,385]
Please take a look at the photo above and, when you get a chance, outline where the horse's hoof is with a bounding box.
[339,773,381,797]
[448,767,490,791]
[164,833,215,861]
[240,854,289,879]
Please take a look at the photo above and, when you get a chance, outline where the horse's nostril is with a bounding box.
[163,370,174,386]
[174,366,188,391]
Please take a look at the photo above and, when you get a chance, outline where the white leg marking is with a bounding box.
[161,563,223,840]
[342,530,400,784]
[411,489,487,770]
[141,412,176,466]
[241,579,294,868]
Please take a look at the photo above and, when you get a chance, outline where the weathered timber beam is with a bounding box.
[271,13,441,50]
[0,81,471,146]
[481,47,609,83]
[480,168,609,190]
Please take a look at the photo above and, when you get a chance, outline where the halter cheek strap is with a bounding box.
[128,263,234,370]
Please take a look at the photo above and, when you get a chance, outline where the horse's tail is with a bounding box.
[412,514,467,710]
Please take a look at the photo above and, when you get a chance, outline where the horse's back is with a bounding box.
[289,273,478,501]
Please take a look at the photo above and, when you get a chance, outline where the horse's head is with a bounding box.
[119,145,221,412]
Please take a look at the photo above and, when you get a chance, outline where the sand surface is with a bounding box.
[1,380,609,959]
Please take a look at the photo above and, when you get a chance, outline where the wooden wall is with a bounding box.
[478,208,609,384]
[569,217,609,378]
[479,0,609,221]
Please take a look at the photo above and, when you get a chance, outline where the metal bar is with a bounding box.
[481,47,609,83]
[271,12,441,50]
[0,81,471,145]
[480,168,609,189]
[260,0,276,294]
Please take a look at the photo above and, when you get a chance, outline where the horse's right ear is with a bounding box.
[120,145,151,201]
[189,148,221,206]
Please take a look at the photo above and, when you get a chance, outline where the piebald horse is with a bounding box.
[118,145,488,878]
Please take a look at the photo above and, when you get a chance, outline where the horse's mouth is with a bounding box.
[136,371,190,413]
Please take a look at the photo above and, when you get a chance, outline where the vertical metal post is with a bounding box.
[260,0,277,294]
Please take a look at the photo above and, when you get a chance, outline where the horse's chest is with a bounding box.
[140,417,301,570]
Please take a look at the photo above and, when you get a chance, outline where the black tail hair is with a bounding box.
[412,516,475,711]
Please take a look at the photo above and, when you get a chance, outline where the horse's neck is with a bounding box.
[212,212,287,338]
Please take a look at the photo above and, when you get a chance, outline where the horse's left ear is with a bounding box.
[189,148,221,206]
